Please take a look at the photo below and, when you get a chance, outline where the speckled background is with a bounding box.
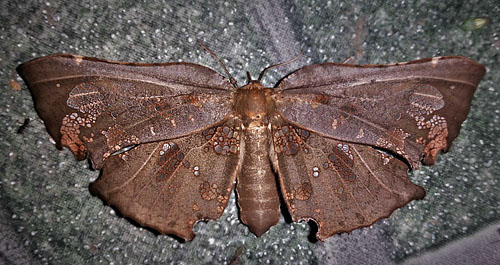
[1,0,499,264]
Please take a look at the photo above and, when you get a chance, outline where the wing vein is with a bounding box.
[281,76,477,92]
[31,74,230,91]
[285,103,423,157]
[107,142,163,194]
[351,145,407,197]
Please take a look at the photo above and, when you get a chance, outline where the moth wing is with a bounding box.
[270,125,425,241]
[90,124,242,241]
[275,56,485,168]
[17,54,234,168]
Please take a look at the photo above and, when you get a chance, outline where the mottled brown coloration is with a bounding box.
[17,54,485,241]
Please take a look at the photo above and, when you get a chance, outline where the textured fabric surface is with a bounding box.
[1,0,499,264]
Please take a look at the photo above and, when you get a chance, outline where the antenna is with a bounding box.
[198,41,238,88]
[257,51,304,82]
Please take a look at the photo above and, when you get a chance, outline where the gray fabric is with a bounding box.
[403,223,500,265]
[1,0,499,264]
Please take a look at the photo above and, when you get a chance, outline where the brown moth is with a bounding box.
[17,53,485,241]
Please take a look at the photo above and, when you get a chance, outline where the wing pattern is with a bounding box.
[19,54,485,241]
[271,124,425,240]
[17,55,234,168]
[90,123,242,240]
[275,56,485,168]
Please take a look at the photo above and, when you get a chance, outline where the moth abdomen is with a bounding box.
[236,125,280,237]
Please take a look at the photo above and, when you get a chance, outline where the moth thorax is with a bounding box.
[235,82,275,127]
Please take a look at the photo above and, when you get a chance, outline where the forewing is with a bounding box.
[90,123,242,241]
[270,125,425,241]
[17,54,233,168]
[275,56,485,168]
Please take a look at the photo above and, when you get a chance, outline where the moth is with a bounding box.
[17,52,485,241]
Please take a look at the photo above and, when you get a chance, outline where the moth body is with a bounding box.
[234,80,280,236]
